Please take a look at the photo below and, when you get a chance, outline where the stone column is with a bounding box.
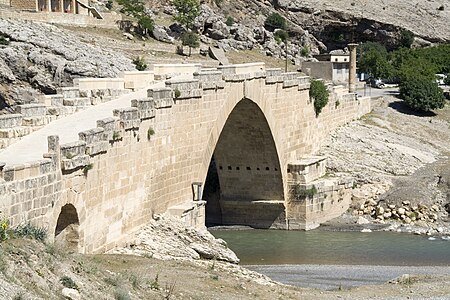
[71,0,76,13]
[348,43,358,93]
[47,0,51,11]
[59,0,63,12]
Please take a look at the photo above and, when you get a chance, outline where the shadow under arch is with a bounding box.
[55,204,80,251]
[204,98,286,229]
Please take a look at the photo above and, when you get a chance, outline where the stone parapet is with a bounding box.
[153,64,201,80]
[120,71,155,90]
[288,156,327,185]
[15,104,47,117]
[166,79,202,100]
[131,98,155,120]
[148,88,174,108]
[0,114,22,129]
[113,108,140,130]
[193,71,225,90]
[97,117,118,141]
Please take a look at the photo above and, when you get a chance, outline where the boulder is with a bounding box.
[190,242,240,264]
[357,216,370,225]
[397,207,406,215]
[62,288,80,300]
[152,25,175,43]
[123,32,134,40]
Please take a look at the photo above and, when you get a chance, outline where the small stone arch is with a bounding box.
[55,204,80,251]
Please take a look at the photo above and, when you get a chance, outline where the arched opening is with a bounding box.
[55,204,80,251]
[205,99,286,229]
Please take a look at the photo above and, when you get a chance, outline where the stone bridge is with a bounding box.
[0,62,371,253]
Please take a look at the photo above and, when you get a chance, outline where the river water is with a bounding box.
[211,229,450,290]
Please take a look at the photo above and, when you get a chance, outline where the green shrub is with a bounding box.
[173,0,201,29]
[264,12,287,30]
[132,56,147,71]
[14,223,47,242]
[112,131,121,141]
[399,30,414,49]
[309,79,329,116]
[60,276,78,290]
[300,46,309,57]
[82,163,93,176]
[114,288,130,300]
[147,127,155,140]
[399,77,445,111]
[106,0,113,9]
[0,35,10,46]
[274,30,288,43]
[181,31,199,56]
[174,88,181,99]
[0,217,9,242]
[291,184,317,200]
[225,16,234,26]
[117,0,154,34]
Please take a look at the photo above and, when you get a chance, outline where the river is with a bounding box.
[211,229,450,290]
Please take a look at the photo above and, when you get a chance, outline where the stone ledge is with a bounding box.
[61,155,90,171]
[0,114,23,129]
[113,108,140,130]
[15,104,47,117]
[131,98,155,120]
[148,88,173,109]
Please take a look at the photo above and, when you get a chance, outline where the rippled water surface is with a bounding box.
[211,229,450,266]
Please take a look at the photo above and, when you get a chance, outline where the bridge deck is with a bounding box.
[0,81,169,167]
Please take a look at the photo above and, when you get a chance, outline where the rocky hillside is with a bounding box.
[0,19,134,110]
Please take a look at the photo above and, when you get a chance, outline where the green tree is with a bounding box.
[399,76,445,111]
[173,0,200,29]
[117,0,154,35]
[181,31,199,56]
[399,30,414,49]
[274,29,288,43]
[397,57,436,82]
[309,79,329,116]
[264,12,287,30]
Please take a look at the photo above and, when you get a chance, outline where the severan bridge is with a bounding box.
[0,62,370,253]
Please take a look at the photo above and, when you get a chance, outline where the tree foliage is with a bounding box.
[444,74,450,86]
[173,0,200,29]
[399,30,414,49]
[117,0,154,34]
[274,29,288,43]
[309,79,329,116]
[181,31,199,56]
[264,13,287,30]
[399,77,445,111]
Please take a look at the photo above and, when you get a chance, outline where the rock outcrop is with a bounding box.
[0,19,134,109]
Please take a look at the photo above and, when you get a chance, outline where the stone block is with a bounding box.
[288,156,327,184]
[86,141,108,156]
[47,106,77,116]
[61,155,90,171]
[97,117,118,141]
[131,98,155,120]
[79,128,105,144]
[148,88,173,109]
[113,107,140,130]
[63,98,92,107]
[193,71,225,90]
[0,127,32,138]
[56,87,80,99]
[60,141,87,159]
[0,114,23,129]
[15,104,47,117]
[166,79,202,100]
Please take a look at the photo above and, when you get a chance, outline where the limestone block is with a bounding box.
[113,108,140,130]
[15,104,47,117]
[86,141,108,156]
[223,73,250,82]
[0,127,32,138]
[61,155,90,171]
[165,79,202,100]
[193,71,225,90]
[254,71,267,79]
[131,98,155,120]
[47,106,77,117]
[60,141,87,159]
[79,128,105,144]
[288,156,327,184]
[56,87,80,99]
[97,117,118,141]
[148,88,173,109]
[0,114,23,129]
[63,98,92,107]
[22,115,55,127]
[266,68,282,77]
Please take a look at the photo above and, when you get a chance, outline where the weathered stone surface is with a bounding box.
[152,25,175,43]
[62,288,81,300]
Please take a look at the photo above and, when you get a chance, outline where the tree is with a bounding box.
[181,31,199,56]
[399,30,414,49]
[173,0,200,29]
[264,13,286,31]
[117,0,154,35]
[359,48,395,80]
[309,79,329,116]
[399,76,445,111]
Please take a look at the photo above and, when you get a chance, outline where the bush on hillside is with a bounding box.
[181,31,199,56]
[309,79,329,116]
[132,56,147,71]
[399,30,414,49]
[274,29,288,43]
[399,77,445,111]
[264,13,286,30]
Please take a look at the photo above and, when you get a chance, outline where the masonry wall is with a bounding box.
[9,0,35,10]
[0,68,371,253]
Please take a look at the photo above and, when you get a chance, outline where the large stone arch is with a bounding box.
[202,95,287,229]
